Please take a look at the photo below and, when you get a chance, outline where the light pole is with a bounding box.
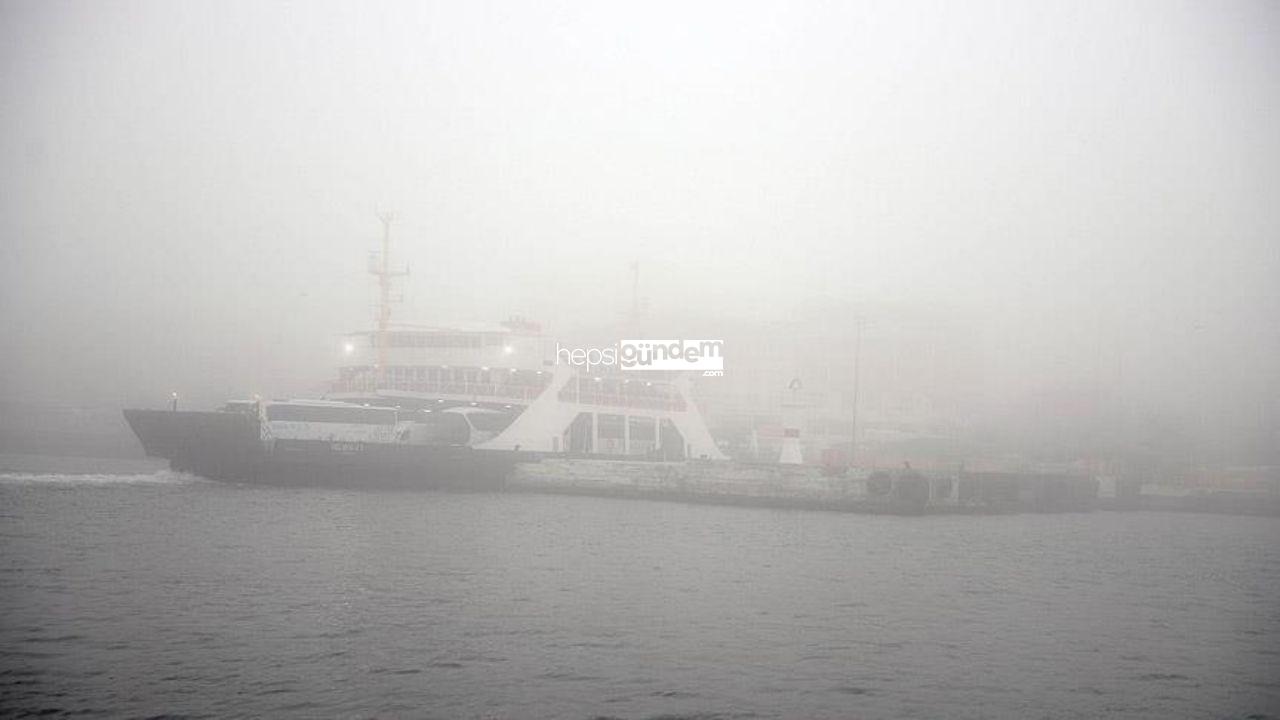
[849,316,864,470]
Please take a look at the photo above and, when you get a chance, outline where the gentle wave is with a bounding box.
[0,470,201,486]
[3,480,1278,718]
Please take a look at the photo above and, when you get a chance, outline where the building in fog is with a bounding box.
[688,301,984,469]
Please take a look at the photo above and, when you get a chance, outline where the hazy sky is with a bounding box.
[1,0,1277,417]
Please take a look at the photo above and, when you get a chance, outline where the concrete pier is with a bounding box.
[509,459,1100,515]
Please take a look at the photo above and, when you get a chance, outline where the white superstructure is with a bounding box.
[328,320,726,460]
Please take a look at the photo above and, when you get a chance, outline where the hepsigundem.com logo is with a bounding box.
[556,339,724,375]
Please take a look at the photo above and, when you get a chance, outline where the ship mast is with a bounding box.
[372,213,407,389]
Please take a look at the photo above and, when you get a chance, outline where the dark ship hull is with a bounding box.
[123,409,530,490]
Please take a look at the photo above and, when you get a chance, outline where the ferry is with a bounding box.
[123,320,726,489]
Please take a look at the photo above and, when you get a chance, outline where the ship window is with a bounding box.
[628,416,656,441]
[597,413,625,439]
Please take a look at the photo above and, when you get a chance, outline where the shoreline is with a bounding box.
[4,452,1277,518]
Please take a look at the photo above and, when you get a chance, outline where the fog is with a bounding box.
[2,0,1277,462]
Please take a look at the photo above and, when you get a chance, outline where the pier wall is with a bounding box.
[510,460,1099,514]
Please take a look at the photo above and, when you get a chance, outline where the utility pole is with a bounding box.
[849,316,864,469]
[629,259,641,333]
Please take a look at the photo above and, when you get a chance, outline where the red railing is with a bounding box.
[330,376,688,412]
[330,378,551,401]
